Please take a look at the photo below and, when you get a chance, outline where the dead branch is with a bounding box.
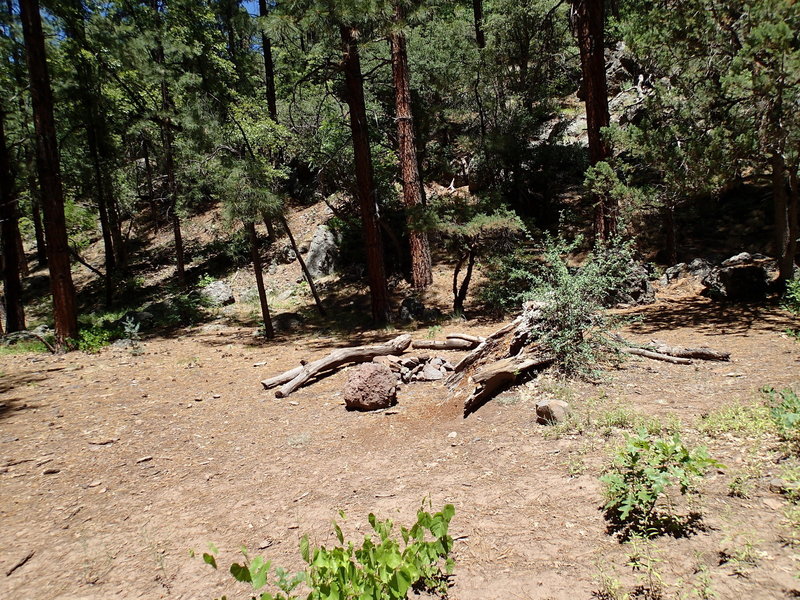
[262,334,412,398]
[622,347,693,365]
[411,338,478,350]
[646,339,730,361]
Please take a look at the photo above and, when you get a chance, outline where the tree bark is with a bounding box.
[391,5,432,290]
[452,249,476,315]
[258,0,278,122]
[246,220,274,339]
[572,0,615,241]
[340,25,390,324]
[472,0,486,49]
[0,108,26,332]
[773,152,795,282]
[19,0,78,348]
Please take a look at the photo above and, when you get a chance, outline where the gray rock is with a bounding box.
[419,364,444,381]
[702,262,769,301]
[200,281,235,306]
[267,264,278,275]
[722,252,753,267]
[615,262,655,306]
[344,363,397,411]
[398,296,426,322]
[536,399,571,425]
[273,312,304,332]
[305,225,338,278]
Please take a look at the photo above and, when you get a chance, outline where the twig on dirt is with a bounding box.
[622,347,693,365]
[5,551,34,577]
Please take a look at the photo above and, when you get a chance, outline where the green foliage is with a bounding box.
[525,236,636,377]
[698,403,774,439]
[600,430,721,535]
[0,339,49,356]
[784,275,800,315]
[477,248,540,314]
[764,387,800,441]
[75,324,120,353]
[201,503,455,600]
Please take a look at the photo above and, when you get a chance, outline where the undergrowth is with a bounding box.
[199,503,455,600]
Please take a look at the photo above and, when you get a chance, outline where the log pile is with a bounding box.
[445,302,555,416]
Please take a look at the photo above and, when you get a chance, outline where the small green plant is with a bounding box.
[75,325,119,353]
[783,275,800,315]
[765,387,800,440]
[785,328,800,341]
[426,325,442,339]
[625,536,663,598]
[698,402,773,438]
[197,274,217,288]
[600,430,721,536]
[201,503,455,600]
[0,339,49,355]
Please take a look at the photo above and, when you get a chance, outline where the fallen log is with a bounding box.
[646,339,730,361]
[446,333,484,344]
[622,347,693,365]
[411,338,477,350]
[262,334,412,398]
[464,352,554,416]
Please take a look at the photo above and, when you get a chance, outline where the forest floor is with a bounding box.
[2,281,800,599]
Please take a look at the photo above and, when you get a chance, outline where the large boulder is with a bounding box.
[305,225,338,279]
[200,281,235,306]
[614,262,655,306]
[343,363,397,411]
[701,253,770,301]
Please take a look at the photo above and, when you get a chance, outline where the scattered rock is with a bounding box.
[398,296,426,322]
[305,225,339,278]
[769,477,800,496]
[343,363,397,411]
[273,312,304,332]
[419,364,444,381]
[721,252,752,267]
[136,456,153,464]
[199,281,235,307]
[536,399,571,425]
[42,468,60,475]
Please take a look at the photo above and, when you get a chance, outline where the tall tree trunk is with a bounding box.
[572,0,615,241]
[258,0,278,122]
[30,180,46,265]
[245,220,274,339]
[472,0,486,49]
[0,109,26,332]
[340,25,390,324]
[391,5,432,290]
[452,249,476,315]
[789,168,799,270]
[19,0,78,348]
[773,152,795,282]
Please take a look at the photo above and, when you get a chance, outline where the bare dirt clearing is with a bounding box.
[2,294,800,600]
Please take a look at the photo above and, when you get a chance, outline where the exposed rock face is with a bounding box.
[343,363,397,411]
[305,225,338,279]
[536,399,571,425]
[615,262,655,306]
[702,254,770,301]
[200,281,235,306]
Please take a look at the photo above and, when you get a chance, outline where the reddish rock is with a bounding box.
[344,363,397,411]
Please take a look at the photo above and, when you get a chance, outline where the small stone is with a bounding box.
[536,399,571,425]
[42,468,60,475]
[419,364,444,381]
[442,361,454,371]
[87,480,102,488]
[212,394,221,399]
[448,431,458,439]
[136,456,153,464]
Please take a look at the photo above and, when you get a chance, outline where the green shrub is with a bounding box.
[526,236,636,377]
[477,248,539,313]
[75,325,119,353]
[783,275,800,315]
[201,503,455,600]
[765,387,800,441]
[600,430,720,535]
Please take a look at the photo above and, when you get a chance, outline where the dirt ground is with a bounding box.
[2,291,800,600]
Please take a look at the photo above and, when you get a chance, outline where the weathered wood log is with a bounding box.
[646,339,730,361]
[411,338,476,350]
[446,316,524,388]
[623,347,693,365]
[446,333,484,344]
[263,334,412,398]
[463,353,554,416]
